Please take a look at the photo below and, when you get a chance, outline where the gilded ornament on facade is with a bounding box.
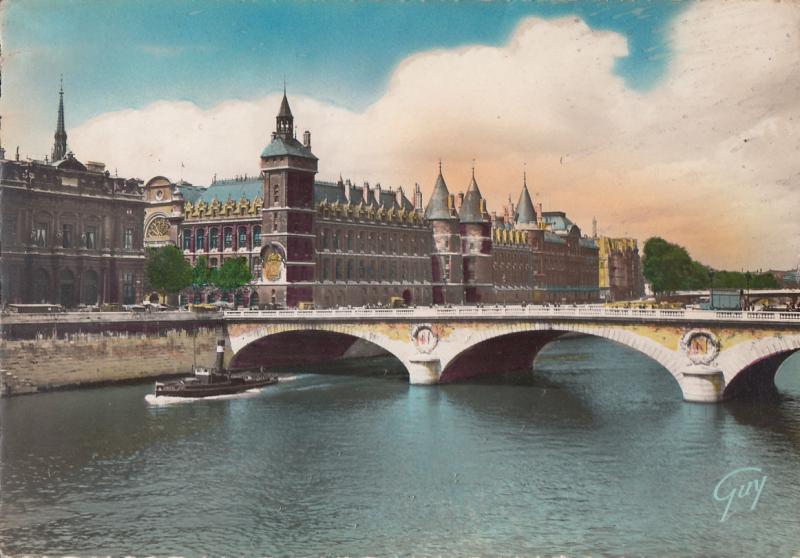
[264,251,283,282]
[145,217,171,238]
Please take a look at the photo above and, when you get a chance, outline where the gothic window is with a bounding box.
[253,226,261,246]
[209,228,219,250]
[183,228,192,250]
[358,232,364,252]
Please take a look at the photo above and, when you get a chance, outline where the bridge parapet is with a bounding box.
[224,305,800,324]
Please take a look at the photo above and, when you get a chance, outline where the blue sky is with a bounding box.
[4,1,687,128]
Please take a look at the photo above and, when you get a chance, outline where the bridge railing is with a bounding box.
[223,305,800,324]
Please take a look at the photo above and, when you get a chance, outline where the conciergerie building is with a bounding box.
[144,92,603,308]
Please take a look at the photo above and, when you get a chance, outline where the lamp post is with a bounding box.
[709,270,715,310]
[745,271,752,311]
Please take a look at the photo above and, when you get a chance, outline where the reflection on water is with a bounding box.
[1,337,799,556]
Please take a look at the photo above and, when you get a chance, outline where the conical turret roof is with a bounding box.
[424,167,456,221]
[515,177,536,225]
[459,172,489,223]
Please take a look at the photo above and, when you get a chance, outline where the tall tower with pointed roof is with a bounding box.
[259,90,318,307]
[458,167,494,303]
[514,173,538,230]
[424,163,463,305]
[52,79,67,162]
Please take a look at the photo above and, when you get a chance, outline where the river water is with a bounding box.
[2,335,799,557]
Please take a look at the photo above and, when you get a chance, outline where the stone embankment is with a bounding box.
[1,311,223,396]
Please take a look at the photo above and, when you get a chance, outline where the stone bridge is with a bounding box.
[223,305,800,403]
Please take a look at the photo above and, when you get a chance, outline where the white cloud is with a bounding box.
[70,2,800,270]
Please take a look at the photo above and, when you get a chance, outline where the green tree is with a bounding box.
[212,257,252,292]
[192,255,216,287]
[642,237,707,294]
[145,245,192,299]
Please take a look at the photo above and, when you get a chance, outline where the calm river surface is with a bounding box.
[2,335,800,556]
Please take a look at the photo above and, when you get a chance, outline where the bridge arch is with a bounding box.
[436,323,683,390]
[227,322,409,376]
[718,334,800,399]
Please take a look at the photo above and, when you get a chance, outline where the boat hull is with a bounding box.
[154,375,278,398]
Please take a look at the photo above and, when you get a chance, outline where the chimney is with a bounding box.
[363,182,370,204]
[447,193,455,210]
[414,183,423,212]
[536,202,543,223]
[396,186,404,207]
[374,182,382,205]
[456,192,464,210]
[303,130,311,149]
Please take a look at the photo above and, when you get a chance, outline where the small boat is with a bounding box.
[154,339,278,398]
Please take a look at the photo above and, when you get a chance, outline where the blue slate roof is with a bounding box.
[580,238,599,249]
[544,231,566,244]
[541,211,574,231]
[180,178,263,204]
[260,136,317,160]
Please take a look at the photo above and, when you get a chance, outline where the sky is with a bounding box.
[2,0,799,271]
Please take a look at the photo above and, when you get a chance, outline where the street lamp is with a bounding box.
[709,270,715,310]
[745,271,752,311]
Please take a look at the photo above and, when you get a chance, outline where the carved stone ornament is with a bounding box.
[679,329,721,365]
[410,324,438,354]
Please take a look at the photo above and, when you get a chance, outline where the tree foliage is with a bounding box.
[145,246,192,295]
[642,237,779,294]
[212,257,252,292]
[192,255,217,287]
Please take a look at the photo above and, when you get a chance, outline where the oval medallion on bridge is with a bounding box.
[411,324,438,354]
[680,329,721,365]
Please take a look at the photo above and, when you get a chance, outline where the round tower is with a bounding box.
[424,163,463,305]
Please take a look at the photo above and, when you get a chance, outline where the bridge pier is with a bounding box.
[405,358,442,385]
[679,364,726,403]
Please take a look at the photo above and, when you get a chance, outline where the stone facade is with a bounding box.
[143,93,600,307]
[596,236,645,301]
[0,87,146,307]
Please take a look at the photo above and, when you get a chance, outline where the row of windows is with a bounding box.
[182,226,262,252]
[27,222,136,251]
[318,228,427,255]
[319,257,429,282]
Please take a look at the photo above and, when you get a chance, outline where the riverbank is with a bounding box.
[0,311,222,397]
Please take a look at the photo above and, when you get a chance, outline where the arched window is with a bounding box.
[183,228,192,250]
[209,228,219,250]
[333,231,340,251]
[335,260,342,281]
[347,260,353,281]
[238,227,248,250]
[223,227,233,249]
[346,231,352,252]
[59,269,75,308]
[195,229,205,251]
[253,226,261,247]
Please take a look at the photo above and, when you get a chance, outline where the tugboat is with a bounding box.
[154,339,278,398]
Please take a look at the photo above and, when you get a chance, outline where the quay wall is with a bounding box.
[1,312,223,396]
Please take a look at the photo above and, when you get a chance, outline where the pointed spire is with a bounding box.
[515,171,537,226]
[424,162,456,220]
[459,164,489,223]
[275,82,294,140]
[52,76,67,161]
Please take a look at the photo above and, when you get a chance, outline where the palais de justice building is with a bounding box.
[144,93,606,308]
[0,86,146,307]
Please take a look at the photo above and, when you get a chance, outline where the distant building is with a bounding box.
[596,236,644,301]
[0,84,146,307]
[144,92,600,307]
